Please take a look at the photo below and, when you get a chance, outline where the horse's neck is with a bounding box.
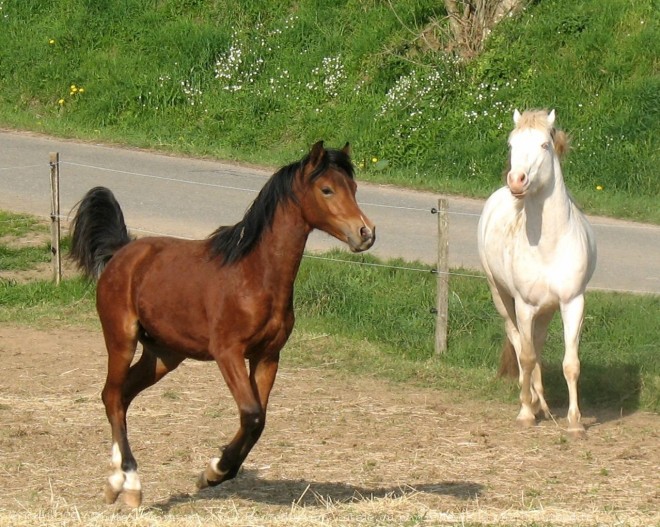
[523,158,574,247]
[252,202,311,296]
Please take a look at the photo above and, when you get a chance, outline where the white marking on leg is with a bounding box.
[124,471,142,492]
[208,456,224,477]
[111,442,122,469]
[108,442,125,492]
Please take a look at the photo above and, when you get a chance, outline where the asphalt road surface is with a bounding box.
[1,130,658,295]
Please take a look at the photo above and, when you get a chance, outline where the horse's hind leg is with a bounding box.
[103,341,185,507]
[122,343,185,408]
[101,325,142,507]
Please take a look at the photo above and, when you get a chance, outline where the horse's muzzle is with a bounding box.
[349,225,376,252]
[507,170,528,198]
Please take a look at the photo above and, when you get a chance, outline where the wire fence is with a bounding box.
[3,160,659,229]
[0,159,454,276]
[2,153,659,357]
[1,158,659,292]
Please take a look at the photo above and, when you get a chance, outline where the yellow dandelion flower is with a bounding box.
[371,157,378,163]
[49,39,56,45]
[58,99,65,105]
[78,87,85,94]
[596,185,603,191]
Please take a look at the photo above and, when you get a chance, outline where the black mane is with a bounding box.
[208,146,354,265]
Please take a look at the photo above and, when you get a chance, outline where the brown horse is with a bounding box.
[69,141,375,507]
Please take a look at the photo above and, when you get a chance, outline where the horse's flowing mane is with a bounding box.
[514,109,570,159]
[208,147,355,266]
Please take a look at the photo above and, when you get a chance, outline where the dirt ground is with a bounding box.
[0,322,658,527]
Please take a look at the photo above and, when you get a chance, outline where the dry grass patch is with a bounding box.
[0,325,657,526]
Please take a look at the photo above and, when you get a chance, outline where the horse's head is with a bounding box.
[506,109,560,199]
[298,141,375,252]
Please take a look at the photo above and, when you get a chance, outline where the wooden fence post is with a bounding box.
[49,152,61,285]
[434,198,449,354]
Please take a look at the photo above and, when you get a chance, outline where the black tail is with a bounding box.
[69,187,132,280]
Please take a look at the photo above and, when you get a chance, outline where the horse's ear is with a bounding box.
[513,109,521,125]
[547,109,556,127]
[341,142,351,156]
[309,140,325,167]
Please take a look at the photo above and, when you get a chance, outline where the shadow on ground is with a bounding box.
[153,469,483,512]
[542,361,642,418]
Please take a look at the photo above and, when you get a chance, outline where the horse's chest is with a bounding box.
[244,309,294,357]
[508,243,561,306]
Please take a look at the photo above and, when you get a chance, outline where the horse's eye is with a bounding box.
[541,142,550,150]
[321,187,333,196]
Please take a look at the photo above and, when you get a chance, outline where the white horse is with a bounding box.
[478,109,597,436]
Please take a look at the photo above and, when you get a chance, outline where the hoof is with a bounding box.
[197,457,228,490]
[567,424,586,439]
[516,416,536,428]
[196,470,210,490]
[103,483,120,505]
[196,471,226,489]
[123,488,142,508]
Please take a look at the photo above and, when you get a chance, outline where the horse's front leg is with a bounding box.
[560,296,586,437]
[197,351,279,489]
[530,311,554,419]
[514,305,538,427]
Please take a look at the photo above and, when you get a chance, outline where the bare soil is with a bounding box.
[0,323,658,526]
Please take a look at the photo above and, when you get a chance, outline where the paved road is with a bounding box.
[1,129,658,295]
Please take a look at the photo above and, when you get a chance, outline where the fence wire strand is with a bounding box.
[1,158,659,292]
[2,160,659,227]
[0,163,48,172]
[61,161,261,194]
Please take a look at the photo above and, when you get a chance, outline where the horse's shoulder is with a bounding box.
[481,187,522,232]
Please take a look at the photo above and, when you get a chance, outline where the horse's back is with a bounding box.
[99,236,208,289]
[96,236,216,356]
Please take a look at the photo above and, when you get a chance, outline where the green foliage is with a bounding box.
[0,243,50,270]
[0,276,97,324]
[0,0,656,220]
[0,211,47,238]
[0,213,51,271]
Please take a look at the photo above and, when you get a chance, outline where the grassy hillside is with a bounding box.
[0,0,657,221]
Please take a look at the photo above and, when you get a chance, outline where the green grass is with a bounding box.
[294,250,660,412]
[0,276,97,325]
[0,212,51,270]
[0,0,657,223]
[2,212,658,413]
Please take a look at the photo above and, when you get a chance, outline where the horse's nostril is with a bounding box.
[508,171,526,186]
[360,226,372,240]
